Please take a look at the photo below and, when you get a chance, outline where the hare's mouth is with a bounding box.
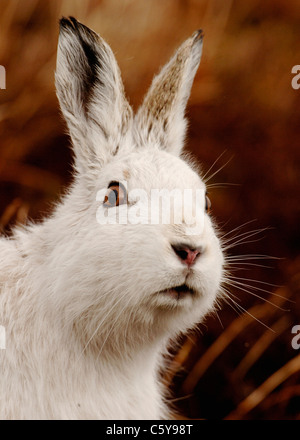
[160,283,196,300]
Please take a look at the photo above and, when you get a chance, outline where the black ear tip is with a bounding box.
[192,29,204,42]
[58,16,99,42]
[59,16,79,31]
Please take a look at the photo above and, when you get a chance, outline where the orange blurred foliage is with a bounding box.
[0,0,299,419]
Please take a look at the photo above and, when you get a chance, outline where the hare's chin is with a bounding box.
[158,283,197,301]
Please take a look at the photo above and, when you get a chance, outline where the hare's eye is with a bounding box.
[205,195,211,213]
[103,182,127,207]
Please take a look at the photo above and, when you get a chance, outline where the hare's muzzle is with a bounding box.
[171,243,203,267]
[160,284,196,301]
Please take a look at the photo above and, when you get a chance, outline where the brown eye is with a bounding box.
[205,195,211,213]
[103,182,127,207]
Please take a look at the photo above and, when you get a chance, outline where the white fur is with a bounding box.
[0,18,224,419]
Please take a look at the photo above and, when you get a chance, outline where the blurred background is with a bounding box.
[0,0,299,419]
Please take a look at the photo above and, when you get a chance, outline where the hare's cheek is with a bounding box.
[206,249,224,297]
[190,232,223,288]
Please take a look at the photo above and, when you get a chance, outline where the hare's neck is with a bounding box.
[15,216,170,370]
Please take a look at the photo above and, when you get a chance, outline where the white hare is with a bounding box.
[0,17,224,419]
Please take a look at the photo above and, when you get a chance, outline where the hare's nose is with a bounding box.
[171,243,202,266]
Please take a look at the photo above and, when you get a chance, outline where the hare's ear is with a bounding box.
[134,31,203,156]
[55,17,132,173]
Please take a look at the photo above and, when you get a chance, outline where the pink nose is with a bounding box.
[171,243,202,266]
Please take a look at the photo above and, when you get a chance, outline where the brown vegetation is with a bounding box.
[0,0,299,419]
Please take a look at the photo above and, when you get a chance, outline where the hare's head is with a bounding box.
[55,18,224,344]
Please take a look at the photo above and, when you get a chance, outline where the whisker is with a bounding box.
[221,289,249,318]
[222,227,271,246]
[224,238,268,252]
[204,156,234,184]
[226,277,280,297]
[221,219,260,239]
[215,310,225,330]
[226,276,280,288]
[222,291,275,332]
[222,228,272,251]
[206,182,240,189]
[226,278,294,305]
[225,254,282,261]
[221,286,243,306]
[201,150,228,181]
[225,281,289,312]
[226,262,273,269]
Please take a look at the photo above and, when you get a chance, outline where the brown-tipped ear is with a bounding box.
[55,17,132,173]
[134,31,203,156]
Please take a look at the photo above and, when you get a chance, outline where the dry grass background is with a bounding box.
[0,0,299,419]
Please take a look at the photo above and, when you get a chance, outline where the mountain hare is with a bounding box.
[0,17,224,419]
